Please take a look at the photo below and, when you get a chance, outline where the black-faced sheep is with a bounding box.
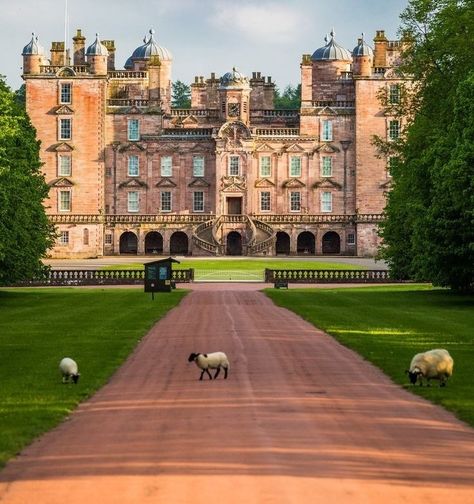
[59,357,80,384]
[188,352,230,380]
[406,349,453,387]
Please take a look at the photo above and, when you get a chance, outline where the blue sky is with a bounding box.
[1,0,408,91]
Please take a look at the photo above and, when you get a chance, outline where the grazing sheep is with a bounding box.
[188,352,230,380]
[406,349,453,387]
[59,357,80,384]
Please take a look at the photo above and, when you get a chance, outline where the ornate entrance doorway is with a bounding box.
[226,231,242,255]
[227,197,242,215]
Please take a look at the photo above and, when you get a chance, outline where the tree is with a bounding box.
[378,0,474,291]
[0,77,55,285]
[274,84,301,109]
[171,80,191,108]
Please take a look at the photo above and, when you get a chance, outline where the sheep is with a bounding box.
[406,349,453,387]
[188,352,230,380]
[59,357,80,384]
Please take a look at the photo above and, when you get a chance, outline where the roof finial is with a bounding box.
[361,32,365,41]
[324,34,329,44]
[330,28,335,39]
[149,28,156,37]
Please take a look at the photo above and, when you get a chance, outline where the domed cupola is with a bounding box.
[311,30,352,61]
[220,67,250,89]
[22,33,45,56]
[86,34,109,56]
[129,29,172,64]
[352,33,374,57]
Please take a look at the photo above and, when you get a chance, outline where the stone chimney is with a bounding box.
[73,29,86,65]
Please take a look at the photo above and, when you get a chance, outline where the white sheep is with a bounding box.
[59,357,80,384]
[406,348,453,387]
[188,352,230,380]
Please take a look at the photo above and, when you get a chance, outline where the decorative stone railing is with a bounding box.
[312,101,355,108]
[107,99,149,107]
[171,109,209,117]
[254,128,300,137]
[161,129,214,138]
[40,65,89,74]
[108,71,148,79]
[265,269,397,283]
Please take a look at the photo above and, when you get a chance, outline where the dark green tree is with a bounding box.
[274,84,301,109]
[378,0,474,291]
[0,77,55,284]
[171,80,191,108]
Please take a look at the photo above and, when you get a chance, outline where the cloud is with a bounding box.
[209,2,305,43]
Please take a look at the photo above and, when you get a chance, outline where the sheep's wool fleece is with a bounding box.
[410,349,453,377]
[59,357,78,375]
[196,352,229,369]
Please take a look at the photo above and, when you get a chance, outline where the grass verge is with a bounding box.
[265,285,474,427]
[0,287,187,468]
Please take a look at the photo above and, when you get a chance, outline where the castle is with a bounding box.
[21,28,405,258]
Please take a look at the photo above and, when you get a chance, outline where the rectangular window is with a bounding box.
[128,155,139,177]
[60,83,71,104]
[260,191,271,211]
[127,191,139,212]
[289,157,302,178]
[59,118,71,140]
[59,190,71,211]
[389,84,400,104]
[259,156,271,178]
[229,156,240,176]
[193,156,205,177]
[58,155,71,176]
[193,191,204,212]
[161,191,172,212]
[387,156,399,176]
[321,120,333,141]
[321,191,333,212]
[290,191,301,212]
[105,234,113,245]
[347,233,355,245]
[161,156,173,177]
[389,120,400,140]
[321,156,333,177]
[127,119,140,141]
[59,230,69,245]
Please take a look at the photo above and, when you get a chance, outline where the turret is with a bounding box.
[352,34,374,77]
[22,33,45,74]
[86,34,108,75]
[218,67,251,124]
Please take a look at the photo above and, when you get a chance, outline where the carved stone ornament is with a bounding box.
[48,177,74,187]
[54,105,75,115]
[282,178,306,188]
[254,178,275,188]
[49,142,74,152]
[188,177,210,188]
[312,178,342,190]
[118,178,148,189]
[220,175,246,191]
[155,178,177,188]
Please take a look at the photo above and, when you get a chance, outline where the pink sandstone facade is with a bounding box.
[21,28,406,258]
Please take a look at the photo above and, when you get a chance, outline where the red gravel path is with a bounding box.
[1,285,473,504]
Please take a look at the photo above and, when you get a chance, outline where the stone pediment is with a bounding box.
[182,115,199,125]
[48,177,74,187]
[188,177,210,188]
[55,105,75,115]
[283,143,305,153]
[221,183,245,193]
[283,178,306,188]
[317,106,337,116]
[255,143,275,152]
[118,178,148,189]
[155,178,177,188]
[127,105,142,114]
[316,143,340,153]
[118,143,146,153]
[313,178,342,190]
[254,178,275,188]
[170,117,183,127]
[49,142,74,152]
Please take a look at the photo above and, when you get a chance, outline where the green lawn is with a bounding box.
[265,285,474,427]
[0,287,187,468]
[104,258,363,281]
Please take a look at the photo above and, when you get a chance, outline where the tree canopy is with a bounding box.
[0,78,55,284]
[171,80,191,108]
[274,84,301,109]
[378,0,474,291]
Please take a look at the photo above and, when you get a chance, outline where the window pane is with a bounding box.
[105,234,113,245]
[193,191,204,212]
[290,157,302,177]
[128,191,139,212]
[60,83,71,104]
[290,191,301,211]
[389,120,400,140]
[59,119,71,140]
[321,192,332,212]
[128,155,139,176]
[128,119,139,141]
[161,156,173,177]
[193,156,205,177]
[322,156,332,177]
[389,84,400,104]
[229,156,240,176]
[260,191,271,211]
[161,191,171,212]
[59,190,71,211]
[58,155,71,176]
[260,156,271,177]
[347,233,355,245]
[60,231,69,244]
[322,120,333,141]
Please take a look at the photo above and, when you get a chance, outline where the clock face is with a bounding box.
[228,102,240,117]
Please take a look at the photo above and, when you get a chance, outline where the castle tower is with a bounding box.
[218,68,251,124]
[352,34,374,77]
[22,33,46,74]
[86,34,108,75]
[373,30,388,68]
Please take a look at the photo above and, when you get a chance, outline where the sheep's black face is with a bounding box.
[188,353,199,363]
[72,374,80,384]
[407,371,419,384]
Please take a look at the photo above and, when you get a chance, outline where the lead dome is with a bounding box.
[352,34,374,57]
[125,29,172,68]
[311,30,352,61]
[220,67,250,88]
[22,33,45,56]
[86,34,109,56]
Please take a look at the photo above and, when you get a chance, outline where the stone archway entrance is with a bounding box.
[226,231,242,256]
[170,232,189,255]
[275,231,291,255]
[297,231,315,255]
[322,231,341,254]
[145,232,163,255]
[119,232,138,254]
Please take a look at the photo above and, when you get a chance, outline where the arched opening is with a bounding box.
[119,232,138,254]
[145,231,163,255]
[226,231,242,256]
[170,231,189,255]
[322,231,341,254]
[275,231,290,255]
[297,231,315,255]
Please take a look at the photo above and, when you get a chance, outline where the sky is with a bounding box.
[1,0,408,92]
